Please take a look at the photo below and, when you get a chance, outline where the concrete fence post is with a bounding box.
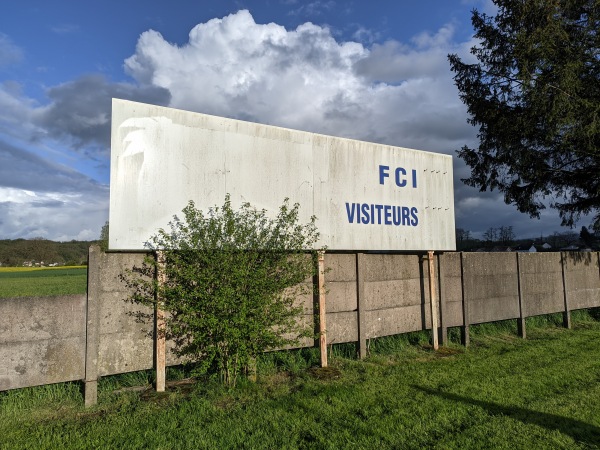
[357,253,367,359]
[84,245,101,407]
[516,252,526,339]
[560,252,572,329]
[438,253,448,346]
[460,252,470,347]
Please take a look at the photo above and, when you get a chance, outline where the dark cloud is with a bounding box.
[35,74,171,151]
[453,179,569,240]
[353,26,456,84]
[397,111,474,143]
[0,139,106,194]
[30,199,65,208]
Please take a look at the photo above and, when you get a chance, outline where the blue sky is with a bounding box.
[0,0,573,242]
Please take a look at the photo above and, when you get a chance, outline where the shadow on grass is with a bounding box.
[413,385,600,446]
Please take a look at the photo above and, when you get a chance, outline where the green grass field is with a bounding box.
[1,312,599,449]
[0,266,87,297]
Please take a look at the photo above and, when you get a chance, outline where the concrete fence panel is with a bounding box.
[439,252,464,328]
[325,254,358,344]
[518,253,564,317]
[293,282,315,349]
[0,294,86,391]
[563,252,600,311]
[463,253,520,325]
[362,254,433,338]
[89,249,155,377]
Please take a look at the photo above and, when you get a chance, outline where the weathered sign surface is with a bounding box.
[110,99,455,251]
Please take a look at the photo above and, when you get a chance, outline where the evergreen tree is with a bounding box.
[449,0,600,230]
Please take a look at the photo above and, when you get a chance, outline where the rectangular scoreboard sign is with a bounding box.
[109,99,456,251]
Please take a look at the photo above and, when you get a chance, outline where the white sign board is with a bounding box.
[110,99,456,251]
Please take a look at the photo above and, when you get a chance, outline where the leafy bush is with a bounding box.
[124,195,321,386]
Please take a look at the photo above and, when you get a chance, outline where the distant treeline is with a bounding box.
[0,239,95,267]
[455,226,599,252]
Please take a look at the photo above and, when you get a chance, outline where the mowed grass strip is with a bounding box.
[0,266,87,297]
[1,313,599,449]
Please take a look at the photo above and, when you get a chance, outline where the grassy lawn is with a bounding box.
[1,312,599,449]
[0,266,87,297]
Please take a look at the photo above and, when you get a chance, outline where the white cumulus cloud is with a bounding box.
[125,10,368,134]
[124,9,476,155]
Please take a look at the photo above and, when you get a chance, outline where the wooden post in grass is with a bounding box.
[318,251,327,367]
[357,253,367,359]
[155,251,167,392]
[428,251,439,351]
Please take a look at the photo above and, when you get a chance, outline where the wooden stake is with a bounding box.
[428,251,439,351]
[155,251,166,392]
[357,253,367,359]
[318,251,327,367]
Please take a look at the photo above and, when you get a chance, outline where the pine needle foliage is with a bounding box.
[124,195,321,386]
[449,0,600,230]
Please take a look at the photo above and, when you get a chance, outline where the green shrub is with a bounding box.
[123,195,321,386]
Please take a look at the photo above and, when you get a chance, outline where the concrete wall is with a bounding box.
[325,254,358,344]
[87,247,155,378]
[563,252,600,310]
[361,254,434,338]
[0,294,86,391]
[462,252,520,325]
[1,250,598,405]
[518,252,565,317]
[439,252,464,328]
